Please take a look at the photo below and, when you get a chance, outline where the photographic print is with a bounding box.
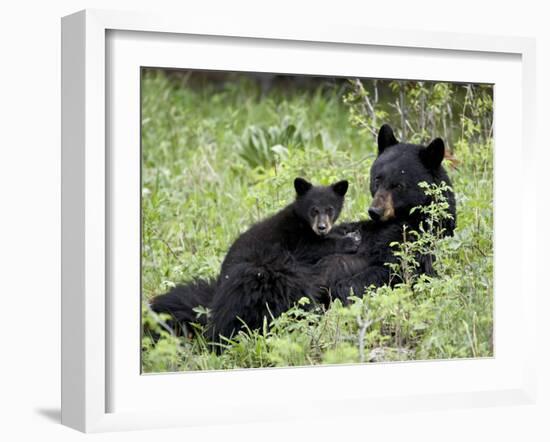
[141,69,493,373]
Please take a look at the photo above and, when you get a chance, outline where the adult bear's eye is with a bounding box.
[391,182,404,190]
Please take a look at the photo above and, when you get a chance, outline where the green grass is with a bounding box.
[141,70,493,373]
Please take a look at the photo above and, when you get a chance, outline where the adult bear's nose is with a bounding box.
[368,206,383,221]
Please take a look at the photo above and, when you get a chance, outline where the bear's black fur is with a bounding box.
[148,279,215,336]
[150,177,358,340]
[319,124,456,302]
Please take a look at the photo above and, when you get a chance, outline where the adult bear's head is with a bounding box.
[368,124,456,235]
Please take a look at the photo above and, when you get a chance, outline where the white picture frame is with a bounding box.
[61,9,538,433]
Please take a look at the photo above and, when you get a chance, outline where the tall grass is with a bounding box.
[141,70,493,372]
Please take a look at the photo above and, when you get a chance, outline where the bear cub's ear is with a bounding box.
[331,180,349,197]
[419,138,445,169]
[377,124,398,155]
[294,177,313,196]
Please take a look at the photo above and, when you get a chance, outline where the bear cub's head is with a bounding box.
[368,124,455,225]
[293,177,349,237]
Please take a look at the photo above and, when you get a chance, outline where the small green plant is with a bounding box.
[387,181,454,285]
[237,117,304,169]
[343,79,388,142]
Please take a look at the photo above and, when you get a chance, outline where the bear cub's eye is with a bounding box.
[310,207,319,216]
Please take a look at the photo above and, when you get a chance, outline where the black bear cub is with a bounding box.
[210,178,356,339]
[320,124,456,302]
[151,177,358,341]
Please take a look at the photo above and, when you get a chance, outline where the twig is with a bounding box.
[344,153,376,169]
[399,81,407,139]
[149,230,185,266]
[359,80,376,124]
[357,315,375,363]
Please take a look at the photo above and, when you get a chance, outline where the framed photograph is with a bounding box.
[61,9,537,432]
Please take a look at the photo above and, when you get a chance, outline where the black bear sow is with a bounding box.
[151,177,359,342]
[322,124,456,302]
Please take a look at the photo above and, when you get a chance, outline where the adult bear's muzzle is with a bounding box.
[369,190,395,222]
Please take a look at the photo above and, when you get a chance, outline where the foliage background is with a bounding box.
[141,69,493,373]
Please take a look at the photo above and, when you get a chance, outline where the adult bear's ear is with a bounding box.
[420,138,445,169]
[378,124,398,155]
[294,177,312,196]
[331,180,349,196]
